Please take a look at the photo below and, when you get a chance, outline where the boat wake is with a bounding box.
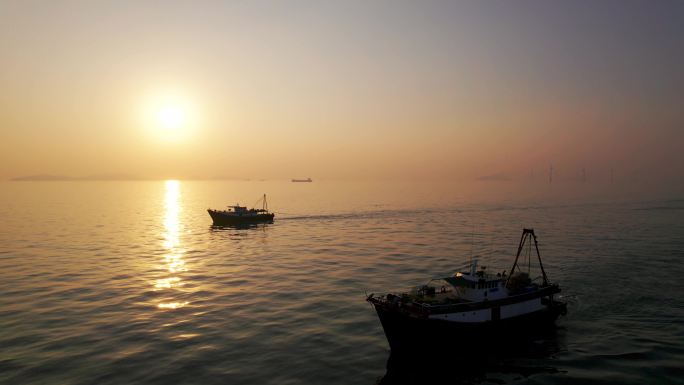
[273,207,445,222]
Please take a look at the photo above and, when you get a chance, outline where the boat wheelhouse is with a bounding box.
[367,229,567,350]
[207,194,275,225]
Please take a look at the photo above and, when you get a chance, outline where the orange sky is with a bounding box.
[1,2,682,190]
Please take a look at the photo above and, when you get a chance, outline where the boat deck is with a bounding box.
[371,284,560,315]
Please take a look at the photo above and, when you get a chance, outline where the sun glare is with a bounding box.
[157,105,186,131]
[141,91,199,143]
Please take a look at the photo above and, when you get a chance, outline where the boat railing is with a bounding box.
[375,284,559,314]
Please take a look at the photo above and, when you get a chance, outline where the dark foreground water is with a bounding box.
[1,181,683,384]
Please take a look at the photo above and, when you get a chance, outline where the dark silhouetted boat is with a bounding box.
[367,229,567,351]
[207,194,274,225]
[291,178,312,182]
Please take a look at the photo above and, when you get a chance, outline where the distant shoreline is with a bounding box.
[8,175,268,182]
[9,175,143,182]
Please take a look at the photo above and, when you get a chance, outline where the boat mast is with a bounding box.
[263,194,267,211]
[508,230,527,279]
[531,230,549,285]
[506,229,549,287]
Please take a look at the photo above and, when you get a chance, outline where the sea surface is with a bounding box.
[0,180,683,385]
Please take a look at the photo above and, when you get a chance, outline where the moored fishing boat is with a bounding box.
[207,194,275,225]
[367,229,567,350]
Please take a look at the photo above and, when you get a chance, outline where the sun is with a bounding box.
[157,105,187,131]
[141,91,199,143]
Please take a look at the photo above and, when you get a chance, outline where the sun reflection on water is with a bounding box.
[157,180,188,309]
[157,301,189,310]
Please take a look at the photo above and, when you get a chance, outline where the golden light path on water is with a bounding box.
[156,180,188,310]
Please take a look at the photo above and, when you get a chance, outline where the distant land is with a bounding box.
[10,174,144,181]
[9,174,267,181]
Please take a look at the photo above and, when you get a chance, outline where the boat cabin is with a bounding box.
[411,258,509,303]
[217,204,268,215]
[228,205,250,213]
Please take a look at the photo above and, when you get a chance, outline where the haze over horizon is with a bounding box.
[1,1,683,196]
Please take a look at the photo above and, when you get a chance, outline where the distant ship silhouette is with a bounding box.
[291,178,312,182]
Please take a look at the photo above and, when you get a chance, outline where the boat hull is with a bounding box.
[370,299,565,352]
[207,209,274,225]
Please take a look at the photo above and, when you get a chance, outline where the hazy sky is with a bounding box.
[1,1,682,186]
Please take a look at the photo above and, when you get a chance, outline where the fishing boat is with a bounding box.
[367,229,567,350]
[207,194,274,225]
[291,178,312,182]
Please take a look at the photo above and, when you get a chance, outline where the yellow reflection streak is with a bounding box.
[157,180,188,309]
[155,277,181,289]
[157,302,189,310]
[163,180,181,250]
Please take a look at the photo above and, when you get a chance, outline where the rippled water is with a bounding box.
[1,181,682,384]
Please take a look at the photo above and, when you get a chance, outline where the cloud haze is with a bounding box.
[1,1,682,196]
